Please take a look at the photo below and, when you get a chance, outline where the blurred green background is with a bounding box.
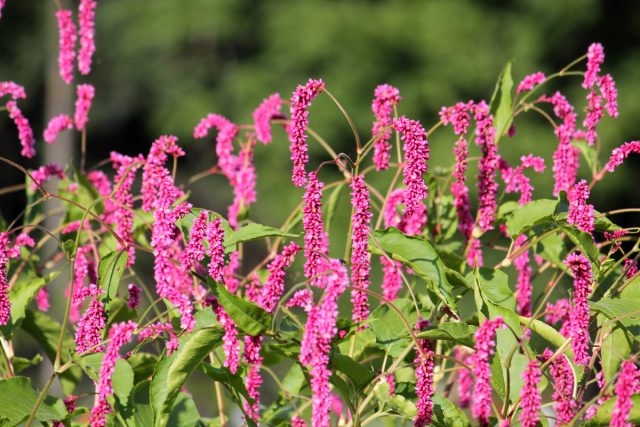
[1,0,639,423]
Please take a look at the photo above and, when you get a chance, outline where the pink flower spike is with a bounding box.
[455,348,473,408]
[518,359,542,427]
[78,0,97,75]
[211,301,240,374]
[259,241,301,313]
[414,321,435,427]
[583,89,604,145]
[302,171,328,286]
[253,93,284,144]
[517,72,546,94]
[567,180,595,234]
[30,163,65,190]
[35,288,50,312]
[44,114,74,144]
[611,360,639,427]
[393,116,430,236]
[381,257,403,302]
[288,78,325,187]
[56,10,77,84]
[473,101,499,232]
[286,289,313,311]
[206,218,225,283]
[565,253,593,366]
[0,233,11,325]
[583,43,604,89]
[606,141,640,173]
[193,113,239,180]
[542,348,576,424]
[471,317,504,424]
[371,84,401,171]
[74,294,106,354]
[74,84,95,130]
[0,82,26,100]
[89,321,137,427]
[181,210,209,271]
[598,74,619,117]
[350,175,372,326]
[291,416,306,427]
[6,101,35,158]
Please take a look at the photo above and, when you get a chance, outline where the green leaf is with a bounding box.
[432,395,471,427]
[97,250,128,308]
[128,352,159,384]
[370,227,456,310]
[598,314,632,384]
[1,271,59,337]
[620,274,640,299]
[330,352,374,390]
[151,328,222,427]
[416,322,477,347]
[167,393,201,427]
[113,359,135,409]
[489,61,514,144]
[201,363,253,404]
[591,298,640,329]
[21,309,81,394]
[372,378,416,419]
[505,199,557,237]
[469,267,515,310]
[585,395,640,426]
[208,279,271,336]
[370,298,417,354]
[12,354,43,373]
[560,225,600,267]
[281,364,306,395]
[535,231,566,267]
[224,222,297,252]
[133,381,155,427]
[0,377,65,425]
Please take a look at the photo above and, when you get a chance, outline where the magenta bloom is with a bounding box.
[371,84,401,171]
[127,284,141,309]
[606,140,640,173]
[393,116,429,236]
[223,250,240,294]
[414,321,435,427]
[75,291,106,354]
[253,93,284,144]
[286,289,314,311]
[74,84,95,129]
[500,154,546,206]
[211,300,240,374]
[518,359,542,427]
[473,101,499,232]
[471,317,504,424]
[30,163,65,190]
[259,242,301,313]
[302,171,328,286]
[513,234,532,316]
[181,210,209,271]
[228,136,257,228]
[565,252,593,366]
[243,335,263,420]
[611,360,639,427]
[599,74,619,117]
[381,257,403,302]
[111,152,143,266]
[455,348,473,408]
[288,79,325,187]
[583,88,604,145]
[567,180,595,234]
[56,10,76,84]
[0,81,26,100]
[545,298,571,338]
[89,321,137,427]
[299,260,348,427]
[583,43,604,89]
[624,259,638,279]
[517,72,546,94]
[78,0,97,75]
[350,175,373,325]
[193,113,239,180]
[6,100,35,158]
[291,416,306,427]
[138,321,178,354]
[0,233,10,325]
[207,217,226,283]
[542,348,576,425]
[35,289,49,312]
[44,114,74,144]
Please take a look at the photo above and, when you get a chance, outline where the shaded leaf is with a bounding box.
[97,250,128,308]
[0,377,65,425]
[432,395,471,427]
[416,322,477,347]
[224,223,297,252]
[208,279,271,336]
[505,199,557,237]
[372,378,416,419]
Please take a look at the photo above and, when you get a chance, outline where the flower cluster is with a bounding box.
[471,317,503,424]
[565,252,593,366]
[350,175,373,325]
[371,84,401,170]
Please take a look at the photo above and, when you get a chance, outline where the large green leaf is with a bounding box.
[560,224,600,267]
[224,223,297,252]
[585,395,640,426]
[598,314,632,384]
[591,298,640,329]
[372,378,416,419]
[369,298,417,357]
[151,328,222,427]
[97,250,129,308]
[21,309,81,394]
[370,227,456,309]
[416,322,477,347]
[432,395,471,427]
[209,279,271,336]
[0,377,65,425]
[113,358,135,409]
[330,352,374,390]
[489,60,514,144]
[505,199,557,237]
[1,271,59,337]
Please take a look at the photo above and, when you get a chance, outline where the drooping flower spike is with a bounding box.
[471,317,504,424]
[44,114,74,144]
[564,252,593,366]
[517,72,546,94]
[258,241,301,313]
[542,348,576,425]
[302,171,329,286]
[74,84,95,130]
[253,93,284,144]
[371,84,401,171]
[56,9,77,84]
[350,175,373,325]
[78,0,97,75]
[0,233,11,325]
[606,140,640,173]
[6,100,35,158]
[288,78,325,187]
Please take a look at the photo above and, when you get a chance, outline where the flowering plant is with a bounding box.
[0,3,639,427]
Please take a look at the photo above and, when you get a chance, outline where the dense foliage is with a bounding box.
[0,2,639,427]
